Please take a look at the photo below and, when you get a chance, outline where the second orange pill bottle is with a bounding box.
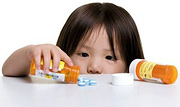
[129,59,178,84]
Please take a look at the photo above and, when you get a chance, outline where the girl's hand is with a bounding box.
[27,44,73,73]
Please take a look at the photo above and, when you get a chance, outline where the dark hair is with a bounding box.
[56,3,144,72]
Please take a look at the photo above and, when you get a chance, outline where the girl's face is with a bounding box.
[70,27,126,74]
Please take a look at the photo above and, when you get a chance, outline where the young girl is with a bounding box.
[2,2,144,76]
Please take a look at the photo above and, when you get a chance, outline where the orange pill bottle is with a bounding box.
[129,59,178,84]
[30,59,80,83]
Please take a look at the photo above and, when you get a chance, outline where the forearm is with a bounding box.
[2,45,32,76]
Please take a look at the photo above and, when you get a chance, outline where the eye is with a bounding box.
[105,55,115,61]
[77,52,89,57]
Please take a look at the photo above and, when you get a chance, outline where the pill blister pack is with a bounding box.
[77,77,97,87]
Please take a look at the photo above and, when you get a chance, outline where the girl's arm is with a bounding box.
[2,45,32,76]
[2,44,73,76]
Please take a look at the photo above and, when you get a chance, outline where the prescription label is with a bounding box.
[139,62,156,79]
[35,69,65,82]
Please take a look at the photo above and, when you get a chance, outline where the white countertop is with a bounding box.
[0,74,180,107]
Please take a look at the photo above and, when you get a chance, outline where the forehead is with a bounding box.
[87,27,108,46]
[77,26,110,50]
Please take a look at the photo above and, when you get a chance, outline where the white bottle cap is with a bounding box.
[129,59,145,80]
[112,73,134,85]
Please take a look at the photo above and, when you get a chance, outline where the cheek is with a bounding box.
[103,61,126,74]
[75,62,88,74]
[70,55,88,74]
[115,61,126,73]
[112,66,126,73]
[105,65,125,73]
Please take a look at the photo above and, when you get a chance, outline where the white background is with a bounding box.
[0,0,180,76]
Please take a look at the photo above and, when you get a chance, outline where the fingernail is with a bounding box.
[36,64,41,70]
[37,66,41,70]
[69,62,73,66]
[53,68,58,72]
[44,69,49,74]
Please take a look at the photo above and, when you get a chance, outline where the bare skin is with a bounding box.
[2,44,73,76]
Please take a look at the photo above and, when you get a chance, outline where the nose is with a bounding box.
[87,60,102,74]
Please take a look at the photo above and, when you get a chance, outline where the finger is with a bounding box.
[51,49,60,72]
[33,50,41,70]
[57,47,73,66]
[42,49,51,74]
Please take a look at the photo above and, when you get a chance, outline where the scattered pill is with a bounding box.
[83,79,90,85]
[77,77,84,81]
[77,77,97,87]
[78,81,86,86]
[89,79,97,86]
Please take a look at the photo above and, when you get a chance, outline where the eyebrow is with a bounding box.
[81,45,112,52]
